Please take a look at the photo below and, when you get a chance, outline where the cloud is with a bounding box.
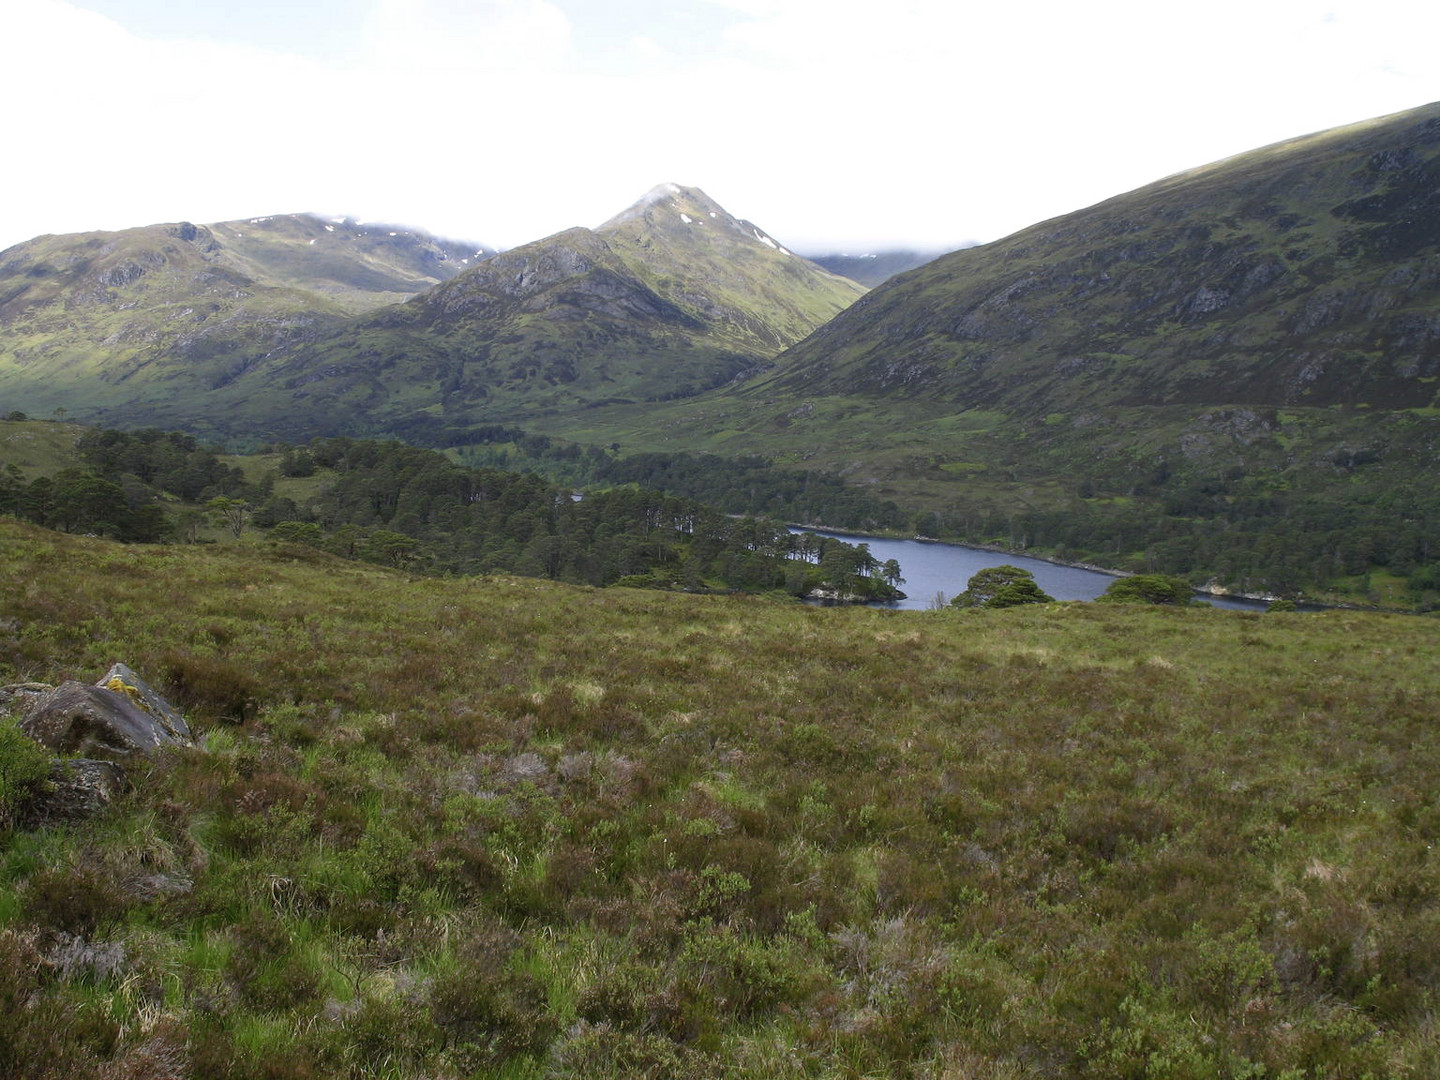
[1,0,1438,255]
[361,0,573,73]
[630,34,666,60]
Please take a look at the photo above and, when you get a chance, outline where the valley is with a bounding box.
[3,104,1440,607]
[3,98,1440,1080]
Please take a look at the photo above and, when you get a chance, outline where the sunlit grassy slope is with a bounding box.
[3,518,1440,1077]
[0,214,483,425]
[0,420,89,478]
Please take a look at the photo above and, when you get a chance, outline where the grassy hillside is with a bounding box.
[0,215,485,426]
[762,103,1440,413]
[540,104,1440,604]
[0,190,863,446]
[0,418,90,478]
[3,519,1440,1077]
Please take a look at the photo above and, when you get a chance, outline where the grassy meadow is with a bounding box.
[3,518,1440,1078]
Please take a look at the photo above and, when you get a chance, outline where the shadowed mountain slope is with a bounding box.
[757,102,1440,413]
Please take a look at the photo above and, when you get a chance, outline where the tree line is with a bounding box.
[0,428,251,542]
[449,434,909,533]
[256,437,901,599]
[0,425,901,601]
[911,473,1440,607]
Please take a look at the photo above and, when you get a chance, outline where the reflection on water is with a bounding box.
[793,529,1270,612]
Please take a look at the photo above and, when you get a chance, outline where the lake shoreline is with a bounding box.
[788,522,1297,608]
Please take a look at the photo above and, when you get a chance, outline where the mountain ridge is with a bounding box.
[0,212,491,420]
[0,185,866,440]
[235,186,865,440]
[530,102,1440,601]
[753,101,1440,414]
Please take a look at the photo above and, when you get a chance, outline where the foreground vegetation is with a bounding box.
[3,518,1439,1078]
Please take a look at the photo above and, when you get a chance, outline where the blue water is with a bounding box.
[793,529,1270,612]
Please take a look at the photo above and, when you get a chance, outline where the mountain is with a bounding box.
[758,104,1440,413]
[595,185,866,354]
[0,187,863,441]
[208,214,492,311]
[804,248,951,287]
[216,184,866,442]
[537,103,1440,601]
[0,214,490,419]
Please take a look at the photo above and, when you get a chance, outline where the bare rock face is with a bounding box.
[26,759,130,823]
[20,664,193,760]
[96,663,192,744]
[0,682,51,716]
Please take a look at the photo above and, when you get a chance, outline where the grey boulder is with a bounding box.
[21,664,193,760]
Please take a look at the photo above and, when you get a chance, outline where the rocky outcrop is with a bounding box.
[28,758,129,823]
[22,663,192,759]
[4,664,195,824]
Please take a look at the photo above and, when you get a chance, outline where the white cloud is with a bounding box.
[361,0,572,73]
[630,34,665,60]
[1,0,1438,255]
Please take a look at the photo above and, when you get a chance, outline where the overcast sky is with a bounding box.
[2,0,1438,256]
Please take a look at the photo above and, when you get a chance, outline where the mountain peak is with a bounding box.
[601,182,713,228]
[598,182,812,264]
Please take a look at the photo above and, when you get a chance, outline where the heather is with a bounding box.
[3,518,1439,1077]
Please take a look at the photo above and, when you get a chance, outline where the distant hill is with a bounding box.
[0,188,863,443]
[209,214,492,311]
[222,184,866,442]
[0,213,490,419]
[804,249,951,287]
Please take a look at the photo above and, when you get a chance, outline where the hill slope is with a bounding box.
[0,214,488,420]
[212,184,866,442]
[4,519,1440,1077]
[0,189,863,443]
[209,213,491,311]
[760,103,1440,412]
[545,103,1440,601]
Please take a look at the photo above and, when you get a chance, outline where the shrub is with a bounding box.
[577,963,698,1042]
[161,652,262,722]
[224,912,322,1012]
[0,928,122,1079]
[550,1023,721,1080]
[429,961,557,1067]
[952,565,1055,608]
[0,719,52,828]
[342,993,441,1077]
[1098,574,1196,604]
[21,863,130,936]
